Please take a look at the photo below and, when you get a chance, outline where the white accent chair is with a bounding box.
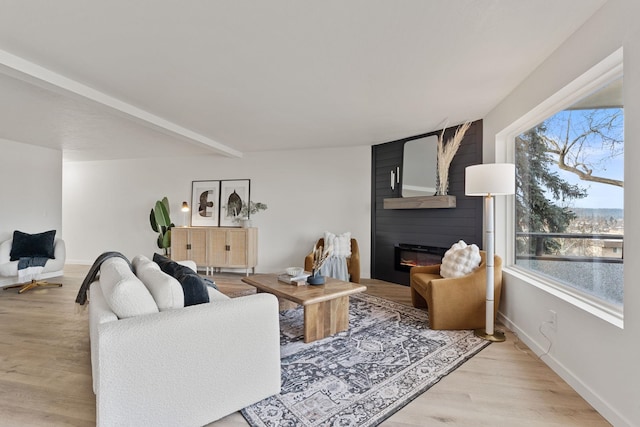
[0,237,66,290]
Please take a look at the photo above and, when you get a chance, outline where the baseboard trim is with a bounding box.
[498,312,632,427]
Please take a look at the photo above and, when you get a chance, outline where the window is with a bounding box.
[514,77,624,309]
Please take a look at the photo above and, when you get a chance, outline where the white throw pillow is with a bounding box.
[440,240,481,278]
[99,257,159,319]
[324,231,352,257]
[132,255,185,311]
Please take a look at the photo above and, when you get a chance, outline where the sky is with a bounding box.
[538,108,624,210]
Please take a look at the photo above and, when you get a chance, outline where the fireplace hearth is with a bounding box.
[394,244,447,272]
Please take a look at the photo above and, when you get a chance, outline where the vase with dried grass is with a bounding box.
[436,121,472,196]
[307,243,333,285]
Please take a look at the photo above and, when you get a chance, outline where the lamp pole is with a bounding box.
[465,163,514,342]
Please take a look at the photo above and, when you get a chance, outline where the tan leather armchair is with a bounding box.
[410,251,502,330]
[304,238,360,283]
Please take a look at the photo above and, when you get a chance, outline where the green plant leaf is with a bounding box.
[154,200,171,228]
[161,196,170,216]
[150,209,159,232]
[162,228,171,249]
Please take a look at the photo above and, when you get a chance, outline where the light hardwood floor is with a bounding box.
[0,265,610,427]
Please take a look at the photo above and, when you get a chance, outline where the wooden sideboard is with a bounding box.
[171,227,258,275]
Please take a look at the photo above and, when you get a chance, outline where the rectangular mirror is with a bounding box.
[402,135,438,197]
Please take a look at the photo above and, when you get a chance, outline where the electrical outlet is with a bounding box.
[548,310,557,330]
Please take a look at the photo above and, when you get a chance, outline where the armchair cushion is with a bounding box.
[9,230,56,261]
[324,231,352,257]
[440,240,481,278]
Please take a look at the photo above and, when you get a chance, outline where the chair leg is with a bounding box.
[4,280,63,294]
[19,280,63,293]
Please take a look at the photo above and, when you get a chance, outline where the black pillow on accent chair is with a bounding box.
[9,230,56,261]
[153,253,210,306]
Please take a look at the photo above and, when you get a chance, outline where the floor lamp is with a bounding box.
[465,163,515,342]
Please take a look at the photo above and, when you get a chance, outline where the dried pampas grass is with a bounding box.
[437,121,472,195]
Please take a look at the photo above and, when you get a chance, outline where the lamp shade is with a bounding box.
[465,163,515,196]
[181,201,190,212]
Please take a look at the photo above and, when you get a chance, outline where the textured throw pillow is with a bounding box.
[440,240,481,278]
[132,255,185,311]
[99,257,159,319]
[153,253,210,306]
[9,230,56,261]
[324,231,352,257]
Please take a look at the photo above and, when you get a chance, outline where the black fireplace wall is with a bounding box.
[370,120,484,285]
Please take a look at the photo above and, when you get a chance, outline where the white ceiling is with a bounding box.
[0,0,606,162]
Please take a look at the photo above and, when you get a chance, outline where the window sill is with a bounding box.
[504,265,624,329]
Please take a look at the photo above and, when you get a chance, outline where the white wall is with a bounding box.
[0,138,62,242]
[63,145,371,276]
[484,1,639,425]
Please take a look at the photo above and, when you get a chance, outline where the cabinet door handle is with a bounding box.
[186,244,191,250]
[391,170,395,190]
[396,166,400,183]
[225,245,230,251]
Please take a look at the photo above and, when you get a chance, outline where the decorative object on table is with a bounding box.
[149,197,175,256]
[436,121,472,195]
[220,179,250,227]
[191,180,220,226]
[181,201,190,227]
[241,293,490,427]
[232,201,268,227]
[285,266,303,276]
[306,242,333,285]
[465,162,515,342]
[277,270,310,286]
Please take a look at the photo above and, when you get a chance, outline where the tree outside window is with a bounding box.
[515,78,624,307]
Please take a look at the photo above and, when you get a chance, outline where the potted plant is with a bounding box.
[233,201,267,227]
[149,197,175,255]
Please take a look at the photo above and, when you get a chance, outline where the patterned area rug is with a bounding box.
[241,293,490,427]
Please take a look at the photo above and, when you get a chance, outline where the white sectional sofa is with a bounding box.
[88,255,281,427]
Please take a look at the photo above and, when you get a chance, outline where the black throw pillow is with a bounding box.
[153,253,210,306]
[10,230,56,261]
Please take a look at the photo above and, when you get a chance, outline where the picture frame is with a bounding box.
[191,180,220,226]
[219,179,250,227]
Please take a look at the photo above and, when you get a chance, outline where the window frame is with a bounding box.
[494,47,624,328]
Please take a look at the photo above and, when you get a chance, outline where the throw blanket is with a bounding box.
[17,256,48,283]
[75,251,132,305]
[320,256,349,281]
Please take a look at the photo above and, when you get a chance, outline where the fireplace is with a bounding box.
[394,244,447,272]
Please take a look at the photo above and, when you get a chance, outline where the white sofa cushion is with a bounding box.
[440,240,481,278]
[99,257,159,318]
[132,255,185,311]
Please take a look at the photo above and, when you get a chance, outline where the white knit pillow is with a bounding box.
[324,231,352,257]
[132,255,185,311]
[99,257,159,319]
[440,240,481,278]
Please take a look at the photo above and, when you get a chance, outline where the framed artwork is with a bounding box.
[191,180,220,226]
[219,179,250,227]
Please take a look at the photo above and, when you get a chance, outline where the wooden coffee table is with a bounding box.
[241,274,366,343]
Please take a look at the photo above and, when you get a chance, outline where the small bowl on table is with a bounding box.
[286,267,304,277]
